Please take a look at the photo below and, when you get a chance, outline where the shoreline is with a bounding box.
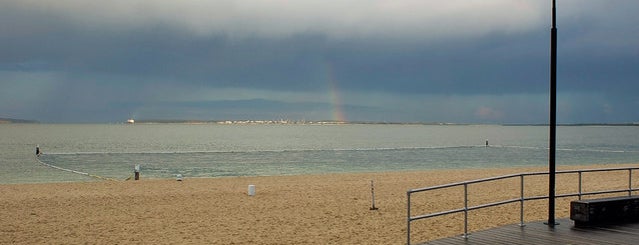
[14,159,638,185]
[2,163,638,244]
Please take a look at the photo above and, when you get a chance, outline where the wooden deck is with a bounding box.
[423,219,639,245]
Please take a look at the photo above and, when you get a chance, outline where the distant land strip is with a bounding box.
[126,119,467,125]
[503,123,639,127]
[0,118,39,124]
[1,117,636,126]
[129,119,639,126]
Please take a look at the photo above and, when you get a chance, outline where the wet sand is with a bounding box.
[1,164,636,244]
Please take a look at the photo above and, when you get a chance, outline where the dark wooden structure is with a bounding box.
[424,219,639,245]
[571,196,639,227]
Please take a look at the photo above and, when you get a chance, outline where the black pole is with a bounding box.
[548,0,557,227]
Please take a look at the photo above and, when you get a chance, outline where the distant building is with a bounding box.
[127,118,135,124]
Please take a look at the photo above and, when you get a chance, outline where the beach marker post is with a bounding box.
[134,164,140,180]
[370,180,379,210]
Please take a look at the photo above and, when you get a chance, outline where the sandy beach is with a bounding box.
[1,163,637,244]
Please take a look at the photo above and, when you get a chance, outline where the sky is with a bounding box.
[1,0,638,124]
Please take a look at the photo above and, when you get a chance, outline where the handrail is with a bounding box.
[406,167,639,245]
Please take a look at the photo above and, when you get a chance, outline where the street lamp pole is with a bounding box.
[548,0,558,227]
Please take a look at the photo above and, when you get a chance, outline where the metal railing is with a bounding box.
[406,167,639,245]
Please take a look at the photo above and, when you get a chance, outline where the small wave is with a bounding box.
[491,145,543,150]
[42,144,637,156]
[557,148,630,153]
[43,145,489,156]
[37,156,127,181]
[492,145,636,153]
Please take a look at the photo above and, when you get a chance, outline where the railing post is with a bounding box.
[463,183,469,238]
[520,175,525,227]
[578,172,583,200]
[407,191,411,245]
[629,169,633,196]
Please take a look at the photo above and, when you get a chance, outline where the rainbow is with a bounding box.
[325,63,346,122]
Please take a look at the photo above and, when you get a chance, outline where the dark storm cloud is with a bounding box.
[2,22,550,95]
[0,0,548,93]
[1,0,638,123]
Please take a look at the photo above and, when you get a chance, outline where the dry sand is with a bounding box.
[1,164,637,244]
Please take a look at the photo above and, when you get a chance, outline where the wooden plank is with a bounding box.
[422,219,639,245]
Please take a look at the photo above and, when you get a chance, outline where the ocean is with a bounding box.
[1,124,638,184]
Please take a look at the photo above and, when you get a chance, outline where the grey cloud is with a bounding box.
[3,0,546,40]
[1,0,638,123]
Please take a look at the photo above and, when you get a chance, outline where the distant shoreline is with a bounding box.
[2,118,637,126]
[125,120,639,126]
[0,118,39,124]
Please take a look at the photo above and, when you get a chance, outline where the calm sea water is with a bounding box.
[1,124,638,184]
